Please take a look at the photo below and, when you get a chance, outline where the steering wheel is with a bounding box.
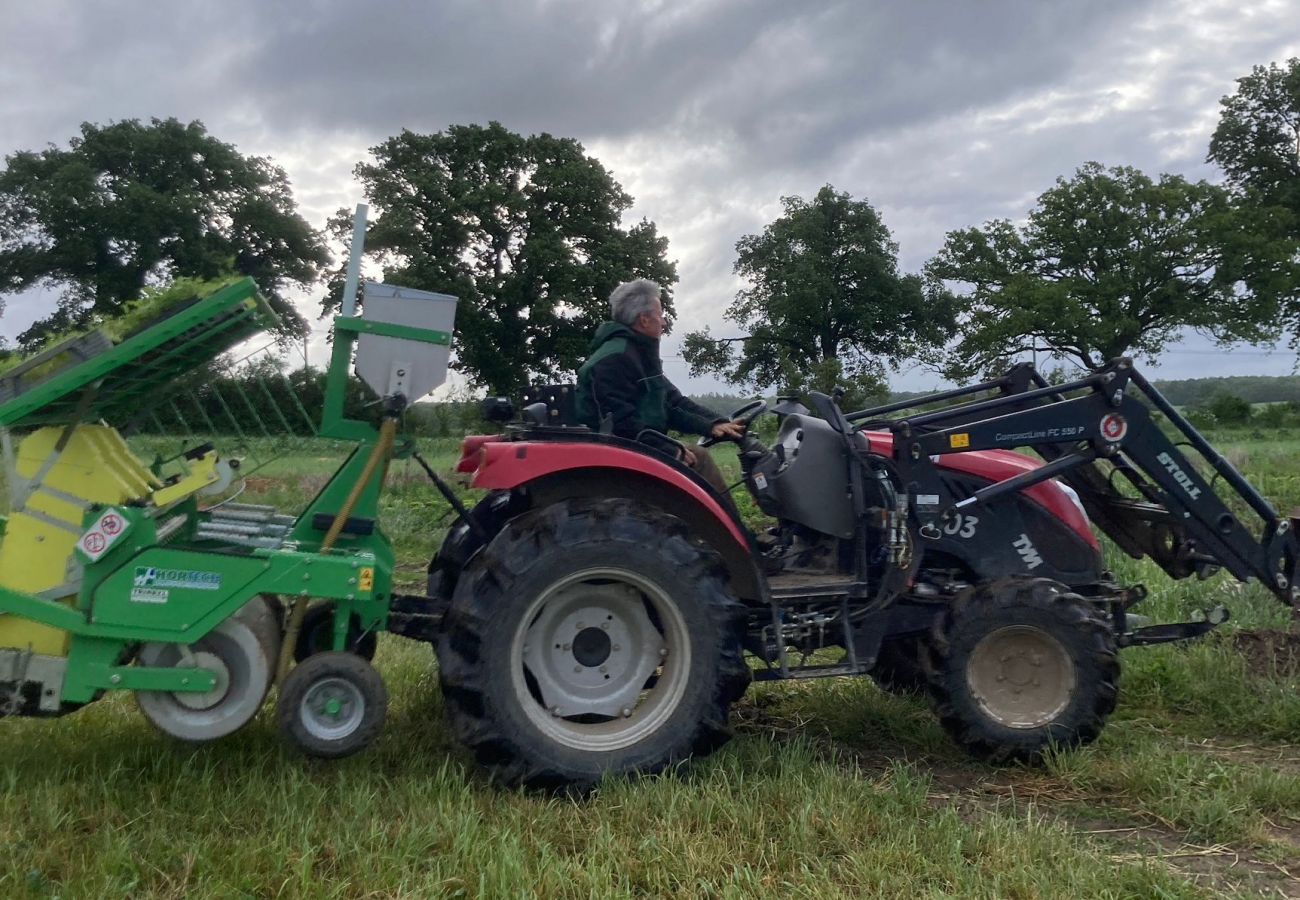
[698,398,769,447]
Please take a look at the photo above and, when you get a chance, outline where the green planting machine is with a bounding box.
[0,272,457,757]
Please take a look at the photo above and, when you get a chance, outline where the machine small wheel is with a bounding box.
[135,616,271,741]
[293,602,378,663]
[277,651,387,758]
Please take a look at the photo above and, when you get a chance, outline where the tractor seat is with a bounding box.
[521,383,582,427]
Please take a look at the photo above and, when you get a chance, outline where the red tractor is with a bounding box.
[404,362,1296,789]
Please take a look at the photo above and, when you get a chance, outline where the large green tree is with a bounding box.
[681,186,957,408]
[1209,58,1300,222]
[1208,59,1300,348]
[330,122,676,395]
[0,118,329,349]
[930,163,1288,380]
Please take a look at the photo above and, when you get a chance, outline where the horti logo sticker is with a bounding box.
[1100,413,1127,442]
[133,567,222,590]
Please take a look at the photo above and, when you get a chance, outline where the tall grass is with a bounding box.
[3,432,1300,898]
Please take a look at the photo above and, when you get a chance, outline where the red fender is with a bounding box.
[465,439,750,549]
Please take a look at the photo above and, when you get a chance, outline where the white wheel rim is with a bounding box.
[136,617,269,740]
[966,625,1077,729]
[299,676,366,741]
[512,567,692,752]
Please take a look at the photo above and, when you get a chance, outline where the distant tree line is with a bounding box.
[1153,375,1300,408]
[3,57,1299,402]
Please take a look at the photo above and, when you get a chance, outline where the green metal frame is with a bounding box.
[0,274,447,711]
[0,278,277,428]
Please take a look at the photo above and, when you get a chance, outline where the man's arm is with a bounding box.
[588,352,648,438]
[664,379,726,436]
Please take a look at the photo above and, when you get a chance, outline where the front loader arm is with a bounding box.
[886,360,1300,606]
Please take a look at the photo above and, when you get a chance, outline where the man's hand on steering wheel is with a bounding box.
[710,420,746,441]
[697,399,768,448]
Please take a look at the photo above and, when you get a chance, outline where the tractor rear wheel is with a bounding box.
[927,576,1119,763]
[437,498,751,791]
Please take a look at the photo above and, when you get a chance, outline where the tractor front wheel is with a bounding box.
[437,498,751,791]
[928,576,1119,763]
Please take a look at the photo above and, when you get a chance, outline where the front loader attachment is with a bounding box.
[852,359,1300,608]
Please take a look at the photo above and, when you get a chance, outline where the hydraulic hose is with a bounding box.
[275,417,397,685]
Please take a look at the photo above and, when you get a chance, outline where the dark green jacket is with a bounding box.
[575,322,722,440]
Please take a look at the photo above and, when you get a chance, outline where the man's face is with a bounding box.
[634,297,666,339]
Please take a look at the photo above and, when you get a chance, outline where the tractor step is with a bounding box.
[768,572,868,600]
[1119,605,1229,646]
[751,663,863,682]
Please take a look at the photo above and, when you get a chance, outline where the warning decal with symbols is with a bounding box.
[77,508,132,562]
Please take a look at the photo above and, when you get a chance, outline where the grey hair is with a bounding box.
[609,279,662,326]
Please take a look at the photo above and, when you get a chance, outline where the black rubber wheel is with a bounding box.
[871,634,931,695]
[437,498,751,791]
[276,651,387,759]
[927,576,1119,763]
[293,602,378,663]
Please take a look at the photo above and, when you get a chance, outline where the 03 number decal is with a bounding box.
[942,513,979,539]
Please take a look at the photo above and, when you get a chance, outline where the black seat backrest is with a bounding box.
[521,383,581,427]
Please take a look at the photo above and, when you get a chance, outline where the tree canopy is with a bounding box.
[681,186,956,408]
[0,118,329,349]
[329,122,677,395]
[929,162,1288,380]
[1209,58,1300,221]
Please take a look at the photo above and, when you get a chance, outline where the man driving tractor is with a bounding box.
[575,278,744,497]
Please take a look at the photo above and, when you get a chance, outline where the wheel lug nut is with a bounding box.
[563,643,571,651]
[601,622,609,630]
[612,644,620,651]
[996,675,1005,682]
[1032,678,1040,687]
[659,648,668,657]
[621,708,633,717]
[599,665,607,673]
[574,665,582,673]
[577,622,585,630]
[551,706,562,717]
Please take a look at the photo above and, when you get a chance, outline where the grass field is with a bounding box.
[3,432,1300,899]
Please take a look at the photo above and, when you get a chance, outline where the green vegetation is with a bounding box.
[2,431,1300,898]
[681,186,956,410]
[0,118,328,350]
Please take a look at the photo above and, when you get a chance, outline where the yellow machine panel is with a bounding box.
[0,425,160,655]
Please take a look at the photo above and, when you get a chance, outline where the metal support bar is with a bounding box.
[1128,367,1279,525]
[99,664,217,692]
[846,371,1017,422]
[411,451,490,544]
[340,204,367,318]
[333,317,452,346]
[953,448,1098,510]
[901,372,1104,429]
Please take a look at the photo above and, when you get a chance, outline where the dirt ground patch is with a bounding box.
[1233,628,1300,678]
[1074,818,1300,899]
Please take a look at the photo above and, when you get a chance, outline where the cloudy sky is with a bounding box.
[1,0,1297,394]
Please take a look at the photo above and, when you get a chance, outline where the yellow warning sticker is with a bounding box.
[358,567,374,591]
[949,432,970,448]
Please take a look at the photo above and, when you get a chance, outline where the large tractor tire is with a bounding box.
[927,576,1119,763]
[437,498,751,791]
